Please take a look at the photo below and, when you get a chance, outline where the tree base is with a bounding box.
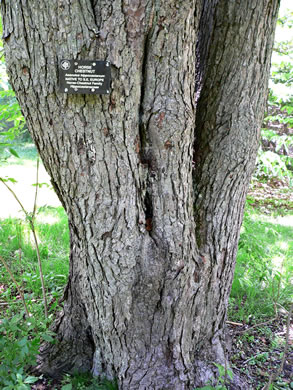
[36,314,249,389]
[36,302,95,378]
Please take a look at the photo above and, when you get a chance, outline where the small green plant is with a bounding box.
[194,363,233,390]
[0,206,68,388]
[0,88,27,164]
[60,372,118,390]
[254,149,292,184]
[0,312,54,389]
[1,373,38,390]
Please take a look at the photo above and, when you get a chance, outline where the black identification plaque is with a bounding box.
[59,59,111,94]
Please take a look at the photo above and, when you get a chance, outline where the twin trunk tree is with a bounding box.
[1,0,279,388]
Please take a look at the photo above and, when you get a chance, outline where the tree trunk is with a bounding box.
[1,0,279,388]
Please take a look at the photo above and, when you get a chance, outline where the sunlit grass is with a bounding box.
[0,143,68,302]
[0,145,60,219]
[0,206,69,302]
[229,205,293,322]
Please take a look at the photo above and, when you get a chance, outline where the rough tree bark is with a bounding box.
[1,0,279,388]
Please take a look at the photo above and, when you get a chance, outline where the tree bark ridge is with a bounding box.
[192,0,280,381]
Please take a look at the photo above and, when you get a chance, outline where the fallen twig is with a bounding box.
[0,298,43,305]
[226,320,243,326]
[239,317,277,333]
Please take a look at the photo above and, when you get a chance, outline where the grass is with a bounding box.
[0,143,60,219]
[0,204,70,389]
[229,205,293,322]
[0,207,69,300]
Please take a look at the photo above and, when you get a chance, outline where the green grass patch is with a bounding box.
[229,205,293,322]
[0,206,69,303]
[0,205,69,389]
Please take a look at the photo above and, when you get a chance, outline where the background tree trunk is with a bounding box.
[1,0,279,388]
[192,0,280,380]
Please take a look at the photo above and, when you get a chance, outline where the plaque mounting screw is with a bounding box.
[92,62,96,66]
[64,88,68,92]
[106,62,110,67]
[74,62,78,66]
[91,89,95,92]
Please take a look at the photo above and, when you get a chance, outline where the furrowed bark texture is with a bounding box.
[1,0,279,388]
[192,0,280,381]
